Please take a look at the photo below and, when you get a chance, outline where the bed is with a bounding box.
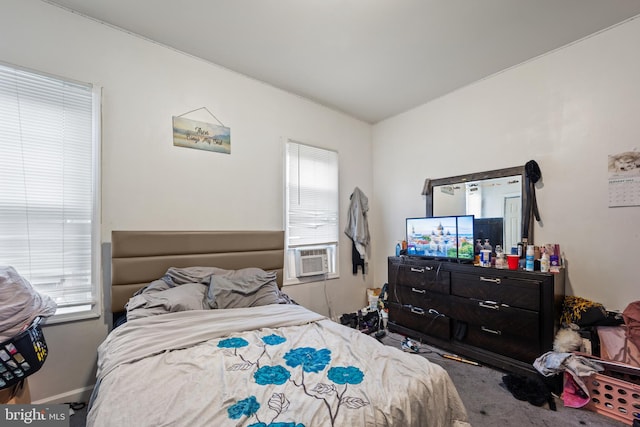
[88,230,469,427]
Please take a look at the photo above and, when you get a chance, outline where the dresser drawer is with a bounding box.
[453,320,540,363]
[391,261,450,295]
[451,271,540,311]
[450,296,539,338]
[391,285,450,315]
[389,302,450,340]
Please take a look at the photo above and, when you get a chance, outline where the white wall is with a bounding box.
[0,0,373,402]
[372,17,640,313]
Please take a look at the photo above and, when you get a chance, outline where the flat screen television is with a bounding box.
[405,215,475,261]
[406,216,458,259]
[456,215,475,261]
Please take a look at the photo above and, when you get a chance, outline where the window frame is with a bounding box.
[283,139,339,285]
[0,62,101,323]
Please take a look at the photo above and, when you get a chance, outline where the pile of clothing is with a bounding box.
[503,298,640,412]
[558,297,640,368]
[0,266,56,342]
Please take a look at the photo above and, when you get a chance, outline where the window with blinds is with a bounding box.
[284,140,339,283]
[0,63,100,320]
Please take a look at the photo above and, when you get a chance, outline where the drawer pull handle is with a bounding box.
[410,266,433,273]
[478,301,499,310]
[410,307,425,315]
[481,326,502,335]
[480,276,501,284]
[411,287,426,294]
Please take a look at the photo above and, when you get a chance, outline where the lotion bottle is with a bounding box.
[540,252,550,272]
[525,245,534,271]
[495,245,505,269]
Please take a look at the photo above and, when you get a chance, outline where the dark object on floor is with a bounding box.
[340,310,379,334]
[502,373,557,411]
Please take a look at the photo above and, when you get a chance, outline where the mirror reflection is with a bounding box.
[431,173,523,253]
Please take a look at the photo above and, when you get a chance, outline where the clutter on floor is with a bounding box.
[354,289,640,424]
[529,297,640,425]
[385,330,622,426]
[339,283,389,337]
[497,297,640,425]
[502,373,557,410]
[339,308,381,335]
[401,337,420,353]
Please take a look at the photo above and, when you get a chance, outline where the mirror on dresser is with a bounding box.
[423,165,529,253]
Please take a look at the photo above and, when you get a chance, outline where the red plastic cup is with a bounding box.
[507,254,519,270]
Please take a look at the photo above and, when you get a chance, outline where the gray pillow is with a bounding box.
[206,268,290,309]
[127,282,208,320]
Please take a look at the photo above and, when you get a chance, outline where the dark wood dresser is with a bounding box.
[387,256,565,374]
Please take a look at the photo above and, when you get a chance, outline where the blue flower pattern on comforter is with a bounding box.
[219,333,368,426]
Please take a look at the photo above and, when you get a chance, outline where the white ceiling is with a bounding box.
[44,0,640,123]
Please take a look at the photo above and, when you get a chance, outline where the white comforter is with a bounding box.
[88,304,469,427]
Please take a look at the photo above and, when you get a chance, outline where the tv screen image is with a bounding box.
[456,215,475,260]
[406,216,458,259]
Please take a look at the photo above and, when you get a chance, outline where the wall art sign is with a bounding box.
[172,115,230,154]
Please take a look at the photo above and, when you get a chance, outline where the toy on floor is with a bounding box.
[401,337,420,353]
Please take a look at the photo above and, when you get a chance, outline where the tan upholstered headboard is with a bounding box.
[110,230,285,313]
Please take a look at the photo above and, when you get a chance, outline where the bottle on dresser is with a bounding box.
[483,239,492,253]
[495,245,506,269]
[540,251,550,272]
[479,239,492,267]
[474,240,483,265]
[525,245,535,271]
[518,238,528,269]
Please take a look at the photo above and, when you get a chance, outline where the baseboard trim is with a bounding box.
[32,385,95,404]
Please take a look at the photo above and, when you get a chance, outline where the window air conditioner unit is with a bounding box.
[295,248,328,277]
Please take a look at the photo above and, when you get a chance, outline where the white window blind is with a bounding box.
[0,63,99,318]
[285,141,339,247]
